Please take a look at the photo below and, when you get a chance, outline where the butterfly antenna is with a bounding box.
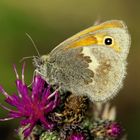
[25,33,41,57]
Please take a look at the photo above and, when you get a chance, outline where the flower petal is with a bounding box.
[32,75,45,100]
[23,123,35,138]
[40,116,54,130]
[5,94,20,107]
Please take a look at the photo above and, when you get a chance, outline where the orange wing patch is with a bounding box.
[65,36,97,50]
[62,20,124,52]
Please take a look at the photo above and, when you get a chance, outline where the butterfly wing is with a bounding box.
[37,20,130,102]
[46,44,126,102]
[50,20,126,56]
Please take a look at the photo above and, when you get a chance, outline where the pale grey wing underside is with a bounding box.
[46,46,126,102]
[46,47,94,90]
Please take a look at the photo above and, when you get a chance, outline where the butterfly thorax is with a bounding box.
[33,55,49,78]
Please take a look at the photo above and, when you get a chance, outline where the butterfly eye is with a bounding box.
[104,36,114,46]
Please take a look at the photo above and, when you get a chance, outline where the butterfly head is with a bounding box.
[33,55,48,77]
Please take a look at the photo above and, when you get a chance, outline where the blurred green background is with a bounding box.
[0,0,139,139]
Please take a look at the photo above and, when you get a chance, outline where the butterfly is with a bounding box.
[33,20,131,102]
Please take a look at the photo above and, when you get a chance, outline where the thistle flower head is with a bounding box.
[106,122,122,138]
[60,124,91,140]
[0,63,60,138]
[69,132,86,140]
[92,120,123,139]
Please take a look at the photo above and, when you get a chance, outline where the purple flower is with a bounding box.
[0,63,60,138]
[106,122,122,138]
[69,132,86,140]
